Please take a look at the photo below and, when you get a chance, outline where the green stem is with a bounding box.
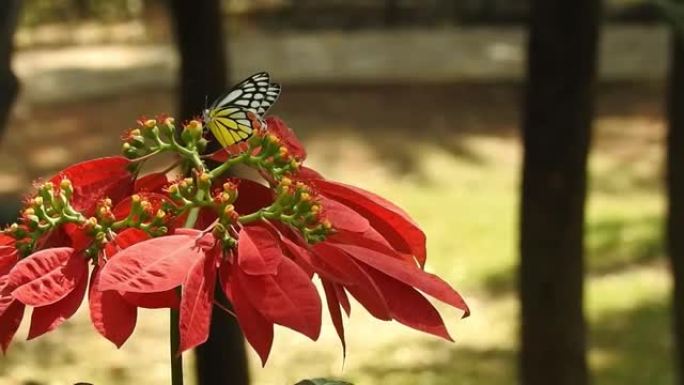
[208,153,248,179]
[170,304,183,385]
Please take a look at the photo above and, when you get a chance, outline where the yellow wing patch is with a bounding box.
[203,72,281,148]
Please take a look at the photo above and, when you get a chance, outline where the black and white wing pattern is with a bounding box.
[211,72,281,116]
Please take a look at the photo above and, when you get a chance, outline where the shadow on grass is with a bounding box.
[482,214,664,296]
[591,299,673,385]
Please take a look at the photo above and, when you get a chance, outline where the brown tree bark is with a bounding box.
[0,0,20,139]
[667,26,684,385]
[519,1,601,385]
[168,1,249,385]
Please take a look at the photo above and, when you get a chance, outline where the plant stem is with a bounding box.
[170,305,183,385]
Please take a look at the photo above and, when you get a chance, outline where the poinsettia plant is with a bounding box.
[0,113,469,383]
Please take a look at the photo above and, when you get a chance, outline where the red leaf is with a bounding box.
[121,290,180,309]
[312,243,391,320]
[237,226,283,275]
[28,272,87,340]
[279,235,315,278]
[319,196,369,233]
[0,234,15,247]
[315,179,426,267]
[50,156,133,215]
[99,234,205,293]
[321,280,346,357]
[333,243,469,317]
[89,266,137,347]
[265,116,307,161]
[365,268,452,340]
[63,223,91,251]
[10,248,88,307]
[236,257,321,340]
[334,284,351,316]
[299,166,324,180]
[234,179,274,215]
[0,300,24,353]
[0,246,18,276]
[134,172,169,193]
[104,228,150,257]
[179,252,217,352]
[227,267,274,366]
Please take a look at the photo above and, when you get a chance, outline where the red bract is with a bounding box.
[50,156,134,216]
[98,232,207,293]
[306,173,427,268]
[178,246,217,352]
[9,247,87,307]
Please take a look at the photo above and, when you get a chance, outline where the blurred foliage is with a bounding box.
[20,0,141,27]
[16,0,665,31]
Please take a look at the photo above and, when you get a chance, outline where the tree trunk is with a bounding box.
[169,0,228,122]
[0,0,20,139]
[667,28,684,385]
[519,1,600,385]
[168,2,249,385]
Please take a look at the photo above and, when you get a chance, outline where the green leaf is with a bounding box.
[294,379,353,385]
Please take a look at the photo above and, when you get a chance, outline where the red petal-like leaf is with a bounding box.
[316,179,426,267]
[279,235,315,278]
[179,252,217,352]
[10,248,87,307]
[312,243,391,320]
[227,266,274,366]
[234,179,274,215]
[122,290,180,309]
[365,268,452,340]
[63,223,92,251]
[237,226,283,275]
[104,228,150,257]
[334,284,351,316]
[319,196,369,233]
[134,172,168,193]
[321,279,346,357]
[89,266,137,347]
[0,234,15,247]
[50,156,133,215]
[28,273,87,340]
[265,116,307,161]
[334,243,469,317]
[0,300,24,353]
[236,257,321,340]
[98,234,204,293]
[0,246,18,276]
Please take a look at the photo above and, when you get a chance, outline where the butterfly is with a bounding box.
[203,72,281,148]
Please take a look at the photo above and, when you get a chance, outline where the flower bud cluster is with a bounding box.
[245,128,300,179]
[272,177,332,243]
[122,117,207,167]
[117,195,169,237]
[5,179,84,256]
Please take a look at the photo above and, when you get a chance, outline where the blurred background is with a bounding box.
[0,0,677,384]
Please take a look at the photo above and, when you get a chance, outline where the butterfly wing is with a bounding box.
[206,107,254,147]
[211,72,281,115]
[206,72,281,148]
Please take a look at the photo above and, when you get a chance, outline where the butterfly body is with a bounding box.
[204,72,281,148]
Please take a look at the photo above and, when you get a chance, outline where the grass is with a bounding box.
[0,84,674,385]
